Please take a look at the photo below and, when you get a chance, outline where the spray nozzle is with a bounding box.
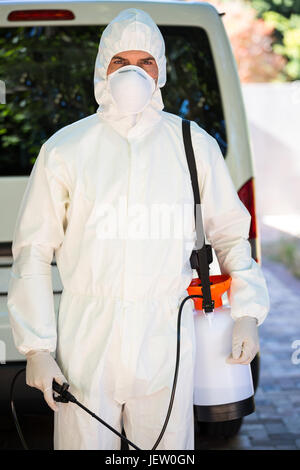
[52,380,76,403]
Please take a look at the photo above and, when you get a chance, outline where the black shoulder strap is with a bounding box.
[182,118,214,313]
[182,119,201,215]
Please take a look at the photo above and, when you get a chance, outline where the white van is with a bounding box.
[0,0,261,444]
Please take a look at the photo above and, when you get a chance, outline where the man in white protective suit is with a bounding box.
[7,8,270,450]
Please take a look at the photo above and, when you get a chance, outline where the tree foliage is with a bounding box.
[0,26,99,174]
[249,0,300,79]
[208,0,287,82]
[250,0,300,18]
[263,11,300,79]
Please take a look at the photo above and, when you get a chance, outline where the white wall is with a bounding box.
[242,82,300,216]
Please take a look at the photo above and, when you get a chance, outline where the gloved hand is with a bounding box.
[26,350,67,412]
[226,316,259,365]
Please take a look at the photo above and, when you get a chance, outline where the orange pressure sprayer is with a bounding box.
[182,118,255,423]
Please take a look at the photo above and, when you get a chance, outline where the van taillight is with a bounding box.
[238,177,257,240]
[7,10,75,21]
[238,178,260,263]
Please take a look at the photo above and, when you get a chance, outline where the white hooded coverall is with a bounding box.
[7,8,270,450]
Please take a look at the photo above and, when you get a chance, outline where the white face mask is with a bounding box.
[107,65,156,115]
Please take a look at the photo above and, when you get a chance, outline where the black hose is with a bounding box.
[11,294,203,451]
[151,294,202,449]
[10,367,28,450]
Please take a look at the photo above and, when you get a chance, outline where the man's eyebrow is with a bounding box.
[111,55,155,61]
[139,56,155,61]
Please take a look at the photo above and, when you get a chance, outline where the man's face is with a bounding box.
[106,50,158,86]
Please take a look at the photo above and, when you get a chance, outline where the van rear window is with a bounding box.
[0,25,226,176]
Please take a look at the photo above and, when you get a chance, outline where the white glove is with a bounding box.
[226,316,259,365]
[26,350,67,412]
